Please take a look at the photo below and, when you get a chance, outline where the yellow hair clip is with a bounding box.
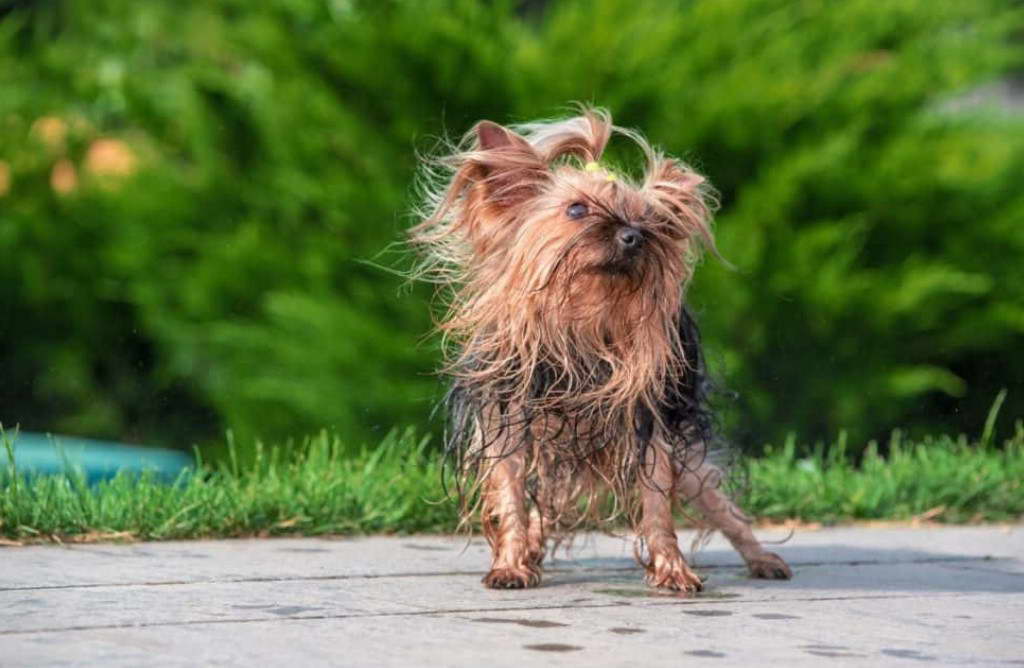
[584,161,618,182]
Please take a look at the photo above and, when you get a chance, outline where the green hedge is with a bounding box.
[1,0,1022,453]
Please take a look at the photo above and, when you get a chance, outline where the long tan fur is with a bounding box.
[409,106,791,590]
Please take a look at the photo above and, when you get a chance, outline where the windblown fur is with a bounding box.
[408,107,792,589]
[412,108,716,496]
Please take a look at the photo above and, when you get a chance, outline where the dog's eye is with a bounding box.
[566,203,588,219]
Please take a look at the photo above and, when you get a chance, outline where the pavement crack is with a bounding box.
[0,591,979,637]
[934,562,1023,578]
[0,602,627,636]
[0,555,1004,593]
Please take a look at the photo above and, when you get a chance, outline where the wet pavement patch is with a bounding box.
[802,645,850,651]
[593,587,685,599]
[267,606,319,616]
[881,649,937,661]
[752,613,800,620]
[593,587,660,598]
[696,591,742,600]
[81,549,157,559]
[524,643,583,652]
[685,650,726,658]
[231,604,322,616]
[683,609,733,617]
[593,586,742,600]
[473,618,568,628]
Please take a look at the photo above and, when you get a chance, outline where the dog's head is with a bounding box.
[412,107,715,319]
[411,107,717,410]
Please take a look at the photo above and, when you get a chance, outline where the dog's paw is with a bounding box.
[482,564,541,589]
[747,552,792,580]
[644,553,704,593]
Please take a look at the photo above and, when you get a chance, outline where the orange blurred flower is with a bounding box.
[31,116,68,150]
[85,138,137,178]
[51,159,78,195]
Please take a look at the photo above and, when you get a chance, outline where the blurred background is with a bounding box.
[1,0,1022,460]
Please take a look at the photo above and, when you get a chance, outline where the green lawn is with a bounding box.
[2,415,1022,544]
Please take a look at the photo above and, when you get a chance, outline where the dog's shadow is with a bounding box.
[539,544,1022,595]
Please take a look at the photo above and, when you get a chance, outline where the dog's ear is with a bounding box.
[409,121,548,262]
[470,121,548,212]
[476,121,523,152]
[643,158,716,244]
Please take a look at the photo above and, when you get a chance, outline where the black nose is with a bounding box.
[616,227,643,252]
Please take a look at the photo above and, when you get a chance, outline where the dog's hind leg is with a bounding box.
[676,451,792,580]
[525,454,553,568]
[526,504,547,568]
[525,469,574,568]
[639,443,704,592]
[480,442,542,589]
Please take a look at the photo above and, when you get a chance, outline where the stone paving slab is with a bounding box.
[2,526,1016,589]
[1,526,1022,666]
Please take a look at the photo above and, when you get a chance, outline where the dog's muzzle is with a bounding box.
[616,226,644,253]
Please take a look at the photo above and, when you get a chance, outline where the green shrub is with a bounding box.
[1,0,1021,454]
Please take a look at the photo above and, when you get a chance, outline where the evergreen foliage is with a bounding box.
[1,0,1021,452]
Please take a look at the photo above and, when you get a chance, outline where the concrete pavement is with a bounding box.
[1,526,1022,666]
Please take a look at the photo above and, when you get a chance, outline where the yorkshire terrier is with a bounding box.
[409,107,792,591]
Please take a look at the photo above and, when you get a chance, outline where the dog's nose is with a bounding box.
[616,227,643,252]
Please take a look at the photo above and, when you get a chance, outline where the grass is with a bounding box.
[2,416,1023,544]
[747,427,1024,524]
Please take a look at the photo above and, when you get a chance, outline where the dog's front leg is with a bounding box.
[676,453,792,580]
[640,444,703,592]
[480,446,541,589]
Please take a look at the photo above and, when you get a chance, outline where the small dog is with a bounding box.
[410,107,791,591]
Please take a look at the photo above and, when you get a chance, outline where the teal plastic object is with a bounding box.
[3,432,194,484]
